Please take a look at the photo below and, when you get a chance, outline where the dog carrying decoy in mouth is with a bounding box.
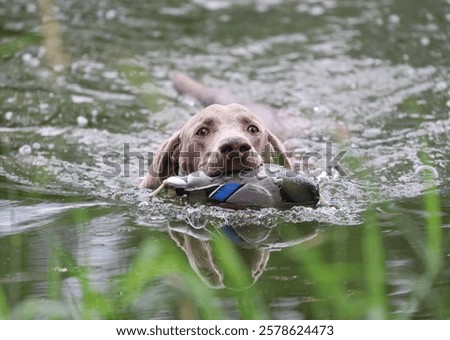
[139,74,292,189]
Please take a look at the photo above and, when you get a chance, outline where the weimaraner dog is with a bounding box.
[140,73,292,189]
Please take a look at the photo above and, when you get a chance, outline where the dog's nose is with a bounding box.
[219,137,252,156]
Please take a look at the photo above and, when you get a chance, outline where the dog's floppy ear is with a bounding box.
[265,130,292,168]
[139,131,181,189]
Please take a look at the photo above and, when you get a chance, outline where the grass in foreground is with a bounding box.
[0,166,447,319]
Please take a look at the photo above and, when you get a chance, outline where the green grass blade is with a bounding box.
[424,185,443,274]
[0,285,9,319]
[402,170,444,319]
[362,207,387,319]
[211,232,270,319]
[120,238,225,319]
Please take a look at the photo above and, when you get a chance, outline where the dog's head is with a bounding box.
[140,103,290,188]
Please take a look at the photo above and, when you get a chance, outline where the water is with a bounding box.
[0,0,449,319]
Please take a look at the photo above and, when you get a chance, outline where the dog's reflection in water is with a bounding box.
[168,221,318,289]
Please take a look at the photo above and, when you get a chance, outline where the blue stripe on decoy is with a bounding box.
[221,224,245,244]
[210,182,242,202]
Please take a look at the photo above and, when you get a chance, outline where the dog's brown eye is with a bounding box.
[196,127,210,137]
[247,125,259,134]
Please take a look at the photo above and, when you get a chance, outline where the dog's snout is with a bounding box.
[219,137,252,156]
